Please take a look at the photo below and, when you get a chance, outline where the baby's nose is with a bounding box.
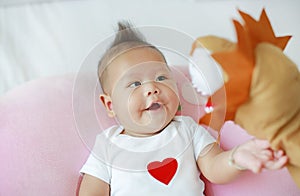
[143,83,159,97]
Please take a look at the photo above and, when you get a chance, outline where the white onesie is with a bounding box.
[80,116,216,196]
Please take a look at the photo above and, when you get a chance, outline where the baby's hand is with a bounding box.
[231,139,288,173]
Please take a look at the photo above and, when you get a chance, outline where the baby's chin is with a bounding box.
[123,107,176,135]
[144,119,173,134]
[124,119,170,137]
[143,112,171,127]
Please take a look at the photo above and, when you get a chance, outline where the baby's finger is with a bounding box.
[264,156,288,170]
[255,150,273,161]
[255,155,271,163]
[273,150,285,158]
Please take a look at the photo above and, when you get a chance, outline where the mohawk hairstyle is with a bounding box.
[111,21,148,46]
[98,21,166,93]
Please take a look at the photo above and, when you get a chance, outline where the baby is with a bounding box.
[79,22,287,196]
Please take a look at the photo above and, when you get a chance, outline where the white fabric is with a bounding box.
[1,0,299,96]
[189,47,224,96]
[0,0,70,6]
[80,116,216,196]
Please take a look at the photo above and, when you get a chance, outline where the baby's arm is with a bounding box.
[197,139,288,184]
[79,174,110,196]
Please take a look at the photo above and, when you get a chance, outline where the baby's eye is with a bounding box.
[128,81,142,88]
[156,75,167,81]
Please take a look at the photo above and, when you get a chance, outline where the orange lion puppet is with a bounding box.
[190,9,300,187]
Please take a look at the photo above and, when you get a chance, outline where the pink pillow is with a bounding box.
[0,66,203,195]
[204,121,300,195]
[0,66,299,195]
[0,74,88,195]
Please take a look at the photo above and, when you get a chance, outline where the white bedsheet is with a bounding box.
[1,0,299,95]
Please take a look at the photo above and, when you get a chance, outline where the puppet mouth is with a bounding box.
[146,103,161,111]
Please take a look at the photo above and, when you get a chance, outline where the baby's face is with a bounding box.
[102,47,179,137]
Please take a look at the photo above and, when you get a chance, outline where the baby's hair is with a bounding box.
[98,21,166,93]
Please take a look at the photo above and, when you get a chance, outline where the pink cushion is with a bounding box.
[0,74,88,195]
[0,66,299,195]
[204,121,300,195]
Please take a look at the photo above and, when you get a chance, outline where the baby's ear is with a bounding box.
[99,94,115,117]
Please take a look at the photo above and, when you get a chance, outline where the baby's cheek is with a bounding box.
[128,91,144,112]
[164,83,179,100]
[163,81,179,94]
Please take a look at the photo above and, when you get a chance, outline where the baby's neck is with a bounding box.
[120,129,163,137]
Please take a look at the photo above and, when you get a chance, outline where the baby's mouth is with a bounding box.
[146,103,161,111]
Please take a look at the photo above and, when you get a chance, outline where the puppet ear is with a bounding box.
[99,94,115,117]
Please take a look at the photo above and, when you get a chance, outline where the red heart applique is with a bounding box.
[147,158,178,185]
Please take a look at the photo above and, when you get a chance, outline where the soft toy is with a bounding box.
[189,9,300,188]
